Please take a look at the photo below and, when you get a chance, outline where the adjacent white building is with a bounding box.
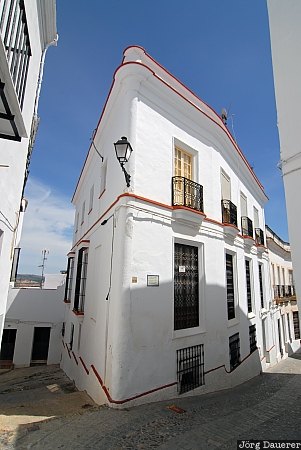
[0,1,57,341]
[266,225,300,359]
[267,1,301,316]
[60,46,283,407]
[0,274,65,368]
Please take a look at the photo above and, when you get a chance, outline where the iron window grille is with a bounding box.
[226,253,235,320]
[69,323,74,350]
[255,228,265,246]
[249,325,257,353]
[287,314,292,343]
[258,264,264,309]
[177,344,204,394]
[245,259,252,313]
[172,176,204,212]
[229,333,241,371]
[0,0,32,109]
[221,199,237,227]
[241,216,253,238]
[293,312,300,340]
[74,248,88,313]
[174,243,199,330]
[64,257,74,302]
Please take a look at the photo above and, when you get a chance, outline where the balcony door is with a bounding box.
[240,192,247,217]
[221,170,231,200]
[174,147,193,207]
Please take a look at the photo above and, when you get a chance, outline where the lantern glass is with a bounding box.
[114,136,132,163]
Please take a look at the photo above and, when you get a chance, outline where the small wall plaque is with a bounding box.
[147,275,159,286]
[179,266,186,273]
[132,277,138,283]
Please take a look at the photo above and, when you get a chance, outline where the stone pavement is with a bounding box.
[3,355,301,449]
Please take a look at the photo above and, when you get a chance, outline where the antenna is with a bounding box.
[38,249,49,288]
[221,108,228,125]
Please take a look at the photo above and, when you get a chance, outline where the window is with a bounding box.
[0,0,31,108]
[249,325,257,353]
[64,257,75,302]
[229,333,240,371]
[174,147,192,179]
[81,201,85,225]
[293,312,300,340]
[240,192,247,217]
[75,212,79,233]
[77,323,82,351]
[70,323,74,350]
[220,169,231,200]
[245,259,252,313]
[89,185,94,212]
[258,263,264,309]
[177,344,204,394]
[253,207,259,229]
[74,247,89,313]
[10,247,20,282]
[226,253,236,320]
[174,243,199,330]
[287,314,292,343]
[100,161,107,196]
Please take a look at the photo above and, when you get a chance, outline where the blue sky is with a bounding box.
[19,0,287,274]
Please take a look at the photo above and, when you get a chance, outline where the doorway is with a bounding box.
[31,327,51,365]
[0,329,17,363]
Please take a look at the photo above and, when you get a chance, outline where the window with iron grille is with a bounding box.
[249,325,257,353]
[258,263,264,309]
[226,253,236,320]
[64,257,74,302]
[287,314,292,343]
[0,0,32,109]
[293,312,300,340]
[174,243,199,330]
[74,248,88,313]
[229,333,240,371]
[177,344,204,394]
[245,259,252,313]
[69,323,74,350]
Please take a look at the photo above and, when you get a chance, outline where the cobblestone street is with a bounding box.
[2,354,301,449]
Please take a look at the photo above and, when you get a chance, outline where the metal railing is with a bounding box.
[241,216,253,238]
[172,176,203,212]
[221,199,237,227]
[255,228,265,246]
[273,285,296,300]
[0,0,31,109]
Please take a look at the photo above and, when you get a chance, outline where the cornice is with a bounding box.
[36,0,57,49]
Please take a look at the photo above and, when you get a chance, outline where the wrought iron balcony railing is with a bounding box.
[255,228,265,246]
[273,285,296,300]
[221,199,237,227]
[172,176,204,212]
[241,216,253,238]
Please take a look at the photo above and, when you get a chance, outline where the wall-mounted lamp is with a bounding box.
[114,136,133,187]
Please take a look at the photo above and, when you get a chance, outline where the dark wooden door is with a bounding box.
[31,327,50,363]
[0,329,17,361]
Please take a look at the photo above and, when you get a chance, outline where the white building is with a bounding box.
[267,1,301,316]
[266,225,300,358]
[0,274,65,368]
[0,1,57,341]
[61,46,277,407]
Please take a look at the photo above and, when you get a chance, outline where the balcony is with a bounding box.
[273,285,296,303]
[241,216,254,247]
[172,176,205,226]
[221,199,239,238]
[255,228,264,246]
[0,0,31,140]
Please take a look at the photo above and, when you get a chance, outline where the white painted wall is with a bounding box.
[0,1,57,341]
[4,282,65,367]
[61,47,279,407]
[267,1,301,320]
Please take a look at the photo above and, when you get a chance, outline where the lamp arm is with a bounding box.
[120,163,131,187]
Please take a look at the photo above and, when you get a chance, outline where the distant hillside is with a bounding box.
[16,274,43,283]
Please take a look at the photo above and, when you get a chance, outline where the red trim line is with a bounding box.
[98,189,106,200]
[66,346,71,359]
[72,47,267,202]
[266,345,275,352]
[62,340,65,348]
[91,364,177,405]
[88,208,93,215]
[204,350,258,375]
[72,351,79,365]
[79,356,89,375]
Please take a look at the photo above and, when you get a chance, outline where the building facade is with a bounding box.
[267,1,301,318]
[61,46,277,407]
[266,225,300,359]
[0,274,65,368]
[0,0,57,340]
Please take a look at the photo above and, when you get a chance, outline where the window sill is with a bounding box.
[63,299,71,304]
[172,326,206,340]
[72,309,84,317]
[247,312,256,319]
